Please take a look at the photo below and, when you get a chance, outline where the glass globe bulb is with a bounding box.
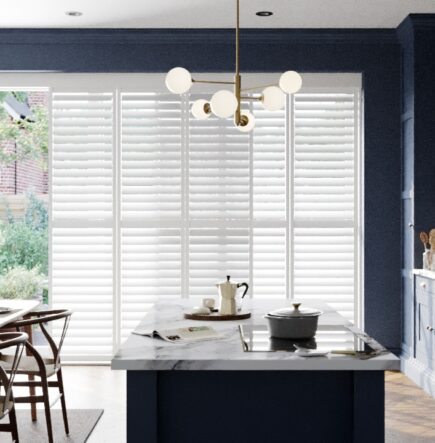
[210,90,238,118]
[165,67,192,94]
[191,99,211,120]
[262,86,285,111]
[279,71,302,94]
[236,111,255,132]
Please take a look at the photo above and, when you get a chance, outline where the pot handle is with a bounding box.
[237,282,249,299]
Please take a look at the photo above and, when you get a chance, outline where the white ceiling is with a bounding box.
[1,0,435,29]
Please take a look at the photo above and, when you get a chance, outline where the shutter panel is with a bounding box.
[51,92,114,360]
[120,93,182,338]
[252,103,287,298]
[187,96,251,296]
[292,92,357,321]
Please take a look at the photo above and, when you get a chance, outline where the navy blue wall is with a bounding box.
[0,28,402,350]
[398,15,435,354]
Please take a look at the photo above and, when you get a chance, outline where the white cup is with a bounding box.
[202,298,215,309]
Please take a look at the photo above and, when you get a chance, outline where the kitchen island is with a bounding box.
[112,300,399,443]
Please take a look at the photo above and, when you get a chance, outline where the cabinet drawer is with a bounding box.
[416,275,435,301]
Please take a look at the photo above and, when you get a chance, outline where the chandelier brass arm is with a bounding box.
[165,0,302,131]
[240,96,262,101]
[192,79,235,85]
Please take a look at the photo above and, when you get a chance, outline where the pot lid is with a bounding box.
[268,303,322,318]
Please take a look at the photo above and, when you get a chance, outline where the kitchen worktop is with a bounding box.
[112,299,399,371]
[413,268,435,279]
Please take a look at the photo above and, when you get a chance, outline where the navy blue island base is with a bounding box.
[127,370,384,443]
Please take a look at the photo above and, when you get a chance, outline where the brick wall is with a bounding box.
[0,91,48,195]
[27,91,48,108]
[0,141,17,194]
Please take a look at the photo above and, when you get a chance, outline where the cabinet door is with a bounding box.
[415,276,435,368]
[416,302,434,366]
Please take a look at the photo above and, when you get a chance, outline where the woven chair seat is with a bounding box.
[0,354,56,377]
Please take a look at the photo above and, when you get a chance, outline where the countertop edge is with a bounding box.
[413,268,435,279]
[111,358,400,371]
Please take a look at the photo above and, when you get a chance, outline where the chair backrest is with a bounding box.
[10,309,72,371]
[0,332,28,418]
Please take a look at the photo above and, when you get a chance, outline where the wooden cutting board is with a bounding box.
[184,312,251,321]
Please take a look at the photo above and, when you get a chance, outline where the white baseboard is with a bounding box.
[401,350,435,398]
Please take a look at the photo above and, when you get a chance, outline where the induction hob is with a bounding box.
[239,324,384,359]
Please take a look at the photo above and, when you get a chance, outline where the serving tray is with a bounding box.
[184,312,251,321]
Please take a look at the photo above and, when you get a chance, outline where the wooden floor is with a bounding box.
[386,371,435,442]
[12,368,435,442]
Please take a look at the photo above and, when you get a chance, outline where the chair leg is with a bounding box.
[57,369,69,434]
[24,325,37,421]
[9,407,19,443]
[28,374,37,421]
[41,377,54,443]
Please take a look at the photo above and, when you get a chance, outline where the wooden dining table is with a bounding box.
[0,299,40,328]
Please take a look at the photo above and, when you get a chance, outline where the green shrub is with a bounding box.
[0,219,48,275]
[0,266,46,299]
[0,193,49,302]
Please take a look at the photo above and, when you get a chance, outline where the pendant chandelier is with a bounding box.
[165,0,302,132]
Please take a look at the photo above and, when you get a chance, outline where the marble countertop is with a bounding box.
[111,299,400,371]
[413,269,435,280]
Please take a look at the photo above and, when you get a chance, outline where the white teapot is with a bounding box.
[216,275,249,315]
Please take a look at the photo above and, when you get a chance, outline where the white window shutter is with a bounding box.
[292,92,358,321]
[51,92,114,360]
[252,104,287,298]
[44,75,360,361]
[120,93,182,340]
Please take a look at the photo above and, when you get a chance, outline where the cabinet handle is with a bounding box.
[426,326,434,332]
[420,282,427,289]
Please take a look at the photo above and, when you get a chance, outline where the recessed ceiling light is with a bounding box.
[256,11,273,17]
[65,11,82,17]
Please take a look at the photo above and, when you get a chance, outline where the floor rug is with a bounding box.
[0,409,104,442]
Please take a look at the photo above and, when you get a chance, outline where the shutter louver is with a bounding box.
[292,92,357,321]
[51,93,114,360]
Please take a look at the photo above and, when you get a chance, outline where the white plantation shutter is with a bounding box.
[292,92,359,321]
[188,101,250,295]
[252,104,287,298]
[42,74,360,361]
[120,93,182,340]
[51,92,114,359]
